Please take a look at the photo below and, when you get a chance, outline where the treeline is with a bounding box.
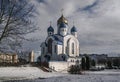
[68,55,120,74]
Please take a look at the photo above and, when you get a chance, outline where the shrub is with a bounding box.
[68,65,82,74]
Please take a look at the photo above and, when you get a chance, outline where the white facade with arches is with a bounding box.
[40,14,81,71]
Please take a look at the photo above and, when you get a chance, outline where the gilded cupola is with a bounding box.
[57,14,68,25]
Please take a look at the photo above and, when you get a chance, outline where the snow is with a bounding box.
[0,67,120,82]
[85,69,120,75]
[0,67,67,81]
[5,74,120,82]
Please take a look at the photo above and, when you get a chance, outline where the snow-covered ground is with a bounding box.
[0,67,67,81]
[11,74,119,82]
[85,69,120,75]
[0,67,120,82]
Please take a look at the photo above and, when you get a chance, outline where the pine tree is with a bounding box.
[81,57,86,70]
[107,60,112,69]
[91,59,96,66]
[85,55,90,70]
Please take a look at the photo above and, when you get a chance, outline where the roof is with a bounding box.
[47,25,54,32]
[52,35,63,45]
[57,41,63,45]
[57,14,68,25]
[71,26,77,32]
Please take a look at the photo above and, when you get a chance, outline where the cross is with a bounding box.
[61,8,64,15]
[73,21,75,26]
[73,21,74,25]
[50,21,52,26]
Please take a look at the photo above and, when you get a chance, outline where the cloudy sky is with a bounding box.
[24,0,120,54]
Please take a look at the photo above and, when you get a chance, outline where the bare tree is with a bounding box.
[0,0,37,52]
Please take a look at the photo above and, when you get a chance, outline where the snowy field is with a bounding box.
[0,67,120,82]
[8,74,120,82]
[0,67,67,81]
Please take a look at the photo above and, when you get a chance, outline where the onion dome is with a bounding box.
[57,15,68,25]
[47,25,54,32]
[71,26,77,32]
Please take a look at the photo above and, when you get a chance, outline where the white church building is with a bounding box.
[41,14,81,71]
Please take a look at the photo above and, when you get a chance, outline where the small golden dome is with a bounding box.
[57,15,68,25]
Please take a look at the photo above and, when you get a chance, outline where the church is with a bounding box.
[41,14,81,71]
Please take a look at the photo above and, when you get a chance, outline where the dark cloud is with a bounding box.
[36,0,45,3]
[25,0,120,54]
[79,0,99,13]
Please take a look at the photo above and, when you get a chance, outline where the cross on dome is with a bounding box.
[57,9,68,25]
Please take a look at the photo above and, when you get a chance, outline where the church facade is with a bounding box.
[41,14,81,71]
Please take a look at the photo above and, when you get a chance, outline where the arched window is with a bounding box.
[66,47,67,54]
[48,39,53,54]
[43,47,45,54]
[53,67,55,70]
[62,55,66,61]
[76,60,79,63]
[54,45,57,53]
[73,60,74,62]
[72,43,74,54]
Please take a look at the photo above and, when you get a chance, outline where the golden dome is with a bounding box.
[57,15,68,25]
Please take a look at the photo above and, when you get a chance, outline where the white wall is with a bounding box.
[57,45,62,55]
[63,35,79,57]
[60,28,68,36]
[49,61,68,71]
[67,57,81,66]
[49,58,81,72]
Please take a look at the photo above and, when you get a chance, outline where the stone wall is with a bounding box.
[49,61,68,72]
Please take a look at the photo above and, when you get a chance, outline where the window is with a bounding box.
[62,55,66,61]
[48,39,53,54]
[76,60,79,63]
[61,29,64,32]
[73,60,74,62]
[66,47,67,54]
[54,45,57,53]
[53,67,55,70]
[72,43,74,54]
[43,47,45,54]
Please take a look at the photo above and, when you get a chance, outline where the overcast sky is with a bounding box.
[24,0,120,54]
